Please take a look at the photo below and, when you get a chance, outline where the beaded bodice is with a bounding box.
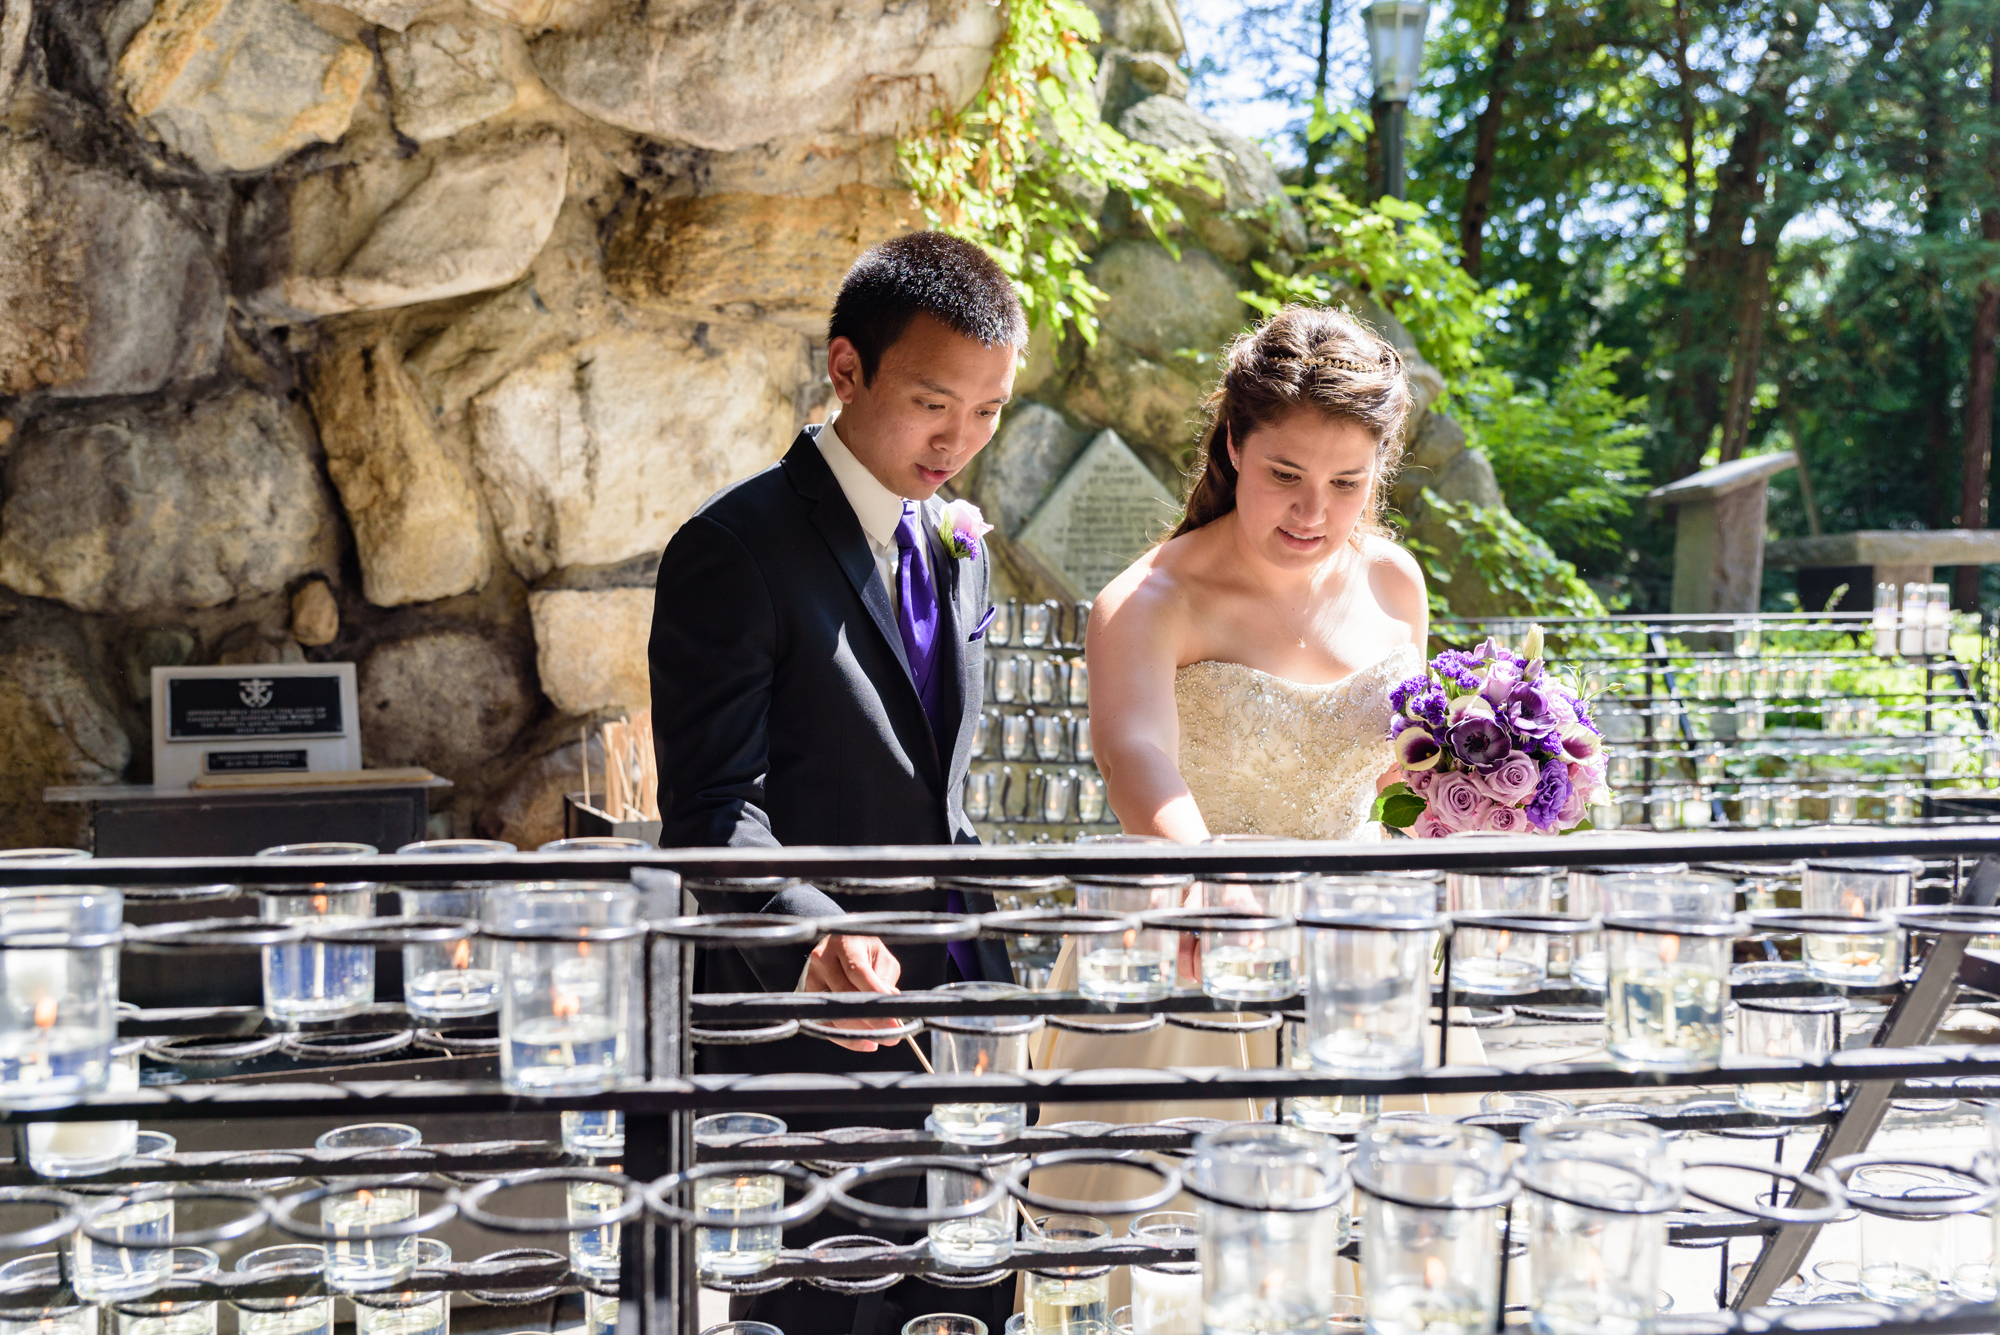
[1174,644,1422,842]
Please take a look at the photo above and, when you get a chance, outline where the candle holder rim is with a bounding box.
[1135,907,1294,934]
[815,911,981,944]
[0,1189,86,1250]
[1045,1013,1165,1035]
[654,914,822,946]
[797,1017,925,1043]
[105,1242,219,1314]
[1743,909,1896,935]
[813,876,935,892]
[1164,1011,1285,1034]
[689,1019,801,1046]
[976,907,1141,938]
[1445,866,1564,880]
[450,1167,645,1235]
[119,883,241,904]
[1676,1157,1849,1223]
[476,920,646,944]
[644,1160,827,1230]
[1827,1153,2000,1216]
[313,1124,422,1153]
[1600,912,1748,937]
[124,918,306,952]
[932,876,1068,893]
[1299,910,1445,933]
[453,1245,571,1306]
[1892,904,2000,934]
[77,1183,267,1249]
[1068,871,1195,890]
[1349,1164,1518,1213]
[280,1030,418,1061]
[1574,861,1694,877]
[821,1156,1010,1228]
[799,1233,906,1294]
[1001,1150,1182,1218]
[255,882,378,895]
[1734,993,1850,1014]
[0,927,125,950]
[1449,909,1599,936]
[301,915,476,946]
[1515,1157,1684,1215]
[411,1029,503,1054]
[264,1178,457,1243]
[1802,855,1925,875]
[679,876,801,893]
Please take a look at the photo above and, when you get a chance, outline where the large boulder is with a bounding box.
[1117,96,1305,262]
[478,734,593,850]
[305,337,492,607]
[528,588,653,714]
[971,403,1090,537]
[1085,0,1185,55]
[606,185,920,334]
[359,628,535,779]
[0,132,223,399]
[252,129,568,318]
[529,0,1002,152]
[322,0,437,30]
[114,0,373,174]
[380,16,520,144]
[469,322,809,579]
[1063,239,1248,460]
[0,391,340,615]
[0,636,131,848]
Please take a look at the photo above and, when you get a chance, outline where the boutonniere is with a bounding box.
[938,499,994,559]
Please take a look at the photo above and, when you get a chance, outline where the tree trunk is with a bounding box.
[1302,0,1335,182]
[1958,34,2000,611]
[1718,247,1774,462]
[1459,0,1530,279]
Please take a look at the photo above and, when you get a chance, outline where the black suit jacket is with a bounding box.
[648,428,1011,1070]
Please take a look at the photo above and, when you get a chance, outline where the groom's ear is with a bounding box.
[827,336,866,403]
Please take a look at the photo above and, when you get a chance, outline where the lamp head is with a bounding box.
[1364,0,1432,102]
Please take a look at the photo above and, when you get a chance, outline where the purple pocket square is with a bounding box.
[969,605,997,640]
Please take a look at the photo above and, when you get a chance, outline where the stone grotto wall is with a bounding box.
[0,0,1519,851]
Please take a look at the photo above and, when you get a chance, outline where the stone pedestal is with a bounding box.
[1765,529,2000,593]
[1647,453,1797,615]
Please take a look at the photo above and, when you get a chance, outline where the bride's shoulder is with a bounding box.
[1358,532,1426,627]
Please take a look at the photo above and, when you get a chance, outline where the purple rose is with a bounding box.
[1407,768,1438,796]
[1430,771,1487,832]
[1483,803,1527,834]
[1411,810,1450,839]
[1447,715,1512,770]
[1475,752,1540,804]
[1480,660,1521,707]
[1524,757,1573,832]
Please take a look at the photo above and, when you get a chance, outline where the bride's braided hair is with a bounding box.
[1171,305,1412,540]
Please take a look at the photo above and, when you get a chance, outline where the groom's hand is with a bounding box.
[800,933,905,1053]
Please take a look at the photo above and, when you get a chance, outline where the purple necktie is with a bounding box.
[893,503,979,982]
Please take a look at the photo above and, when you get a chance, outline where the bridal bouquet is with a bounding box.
[1374,627,1606,837]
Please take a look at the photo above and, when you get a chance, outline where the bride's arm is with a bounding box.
[1085,564,1209,844]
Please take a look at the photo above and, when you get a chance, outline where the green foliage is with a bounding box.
[1403,491,1605,621]
[1458,346,1652,567]
[897,0,1215,344]
[1242,181,1491,388]
[1370,781,1426,829]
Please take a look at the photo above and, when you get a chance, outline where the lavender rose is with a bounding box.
[1484,803,1527,834]
[1480,659,1521,707]
[1524,757,1574,832]
[1411,809,1451,840]
[1430,771,1487,833]
[1475,752,1540,805]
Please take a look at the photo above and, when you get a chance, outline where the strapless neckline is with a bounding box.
[1176,648,1421,694]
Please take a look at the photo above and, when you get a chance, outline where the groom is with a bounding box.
[648,232,1023,1331]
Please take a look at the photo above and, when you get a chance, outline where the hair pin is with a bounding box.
[1298,352,1397,374]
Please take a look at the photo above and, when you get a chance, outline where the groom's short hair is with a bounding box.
[829,231,1028,383]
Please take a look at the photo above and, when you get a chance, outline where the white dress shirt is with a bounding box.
[817,419,929,615]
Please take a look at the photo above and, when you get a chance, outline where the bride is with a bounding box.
[1033,304,1429,1125]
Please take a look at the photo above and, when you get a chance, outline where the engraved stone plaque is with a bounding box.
[1016,429,1180,601]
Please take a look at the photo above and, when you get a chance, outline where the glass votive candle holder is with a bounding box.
[1073,873,1190,1002]
[1020,601,1053,647]
[1127,1211,1200,1335]
[487,882,639,1093]
[1825,784,1861,825]
[112,1246,218,1335]
[1886,785,1919,824]
[349,1239,449,1335]
[253,843,377,1023]
[1566,863,1689,992]
[1026,1215,1111,1333]
[901,1318,985,1335]
[27,1037,144,1176]
[1352,1121,1513,1335]
[1850,1165,1985,1303]
[1191,1125,1346,1335]
[1283,1019,1382,1134]
[568,1174,624,1282]
[1518,1119,1679,1335]
[561,1110,624,1159]
[1304,875,1438,1077]
[1800,856,1918,986]
[1771,785,1800,827]
[691,1113,786,1277]
[1599,877,1737,1070]
[73,1187,175,1301]
[392,838,515,1020]
[1445,867,1557,994]
[231,1245,333,1335]
[584,1293,616,1335]
[1737,702,1765,739]
[927,982,1035,1146]
[1736,788,1770,829]
[925,1156,1014,1269]
[1735,995,1844,1116]
[0,888,123,1109]
[1194,863,1307,1003]
[0,1255,95,1335]
[316,1123,422,1291]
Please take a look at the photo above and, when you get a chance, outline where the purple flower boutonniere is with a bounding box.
[939,499,994,560]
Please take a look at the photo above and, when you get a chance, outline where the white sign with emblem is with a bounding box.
[151,664,362,788]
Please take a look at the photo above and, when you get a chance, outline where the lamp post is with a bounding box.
[1362,0,1431,201]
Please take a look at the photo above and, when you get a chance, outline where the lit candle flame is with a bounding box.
[553,990,581,1020]
[974,1049,991,1077]
[576,941,592,959]
[358,1188,374,1206]
[1123,928,1137,950]
[32,997,55,1030]
[1424,1255,1447,1289]
[1496,929,1511,954]
[1658,934,1681,965]
[1841,890,1865,916]
[312,894,328,914]
[452,939,473,970]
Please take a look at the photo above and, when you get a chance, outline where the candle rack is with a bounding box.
[1,830,2000,1332]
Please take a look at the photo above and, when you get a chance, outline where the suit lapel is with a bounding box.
[787,431,915,684]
